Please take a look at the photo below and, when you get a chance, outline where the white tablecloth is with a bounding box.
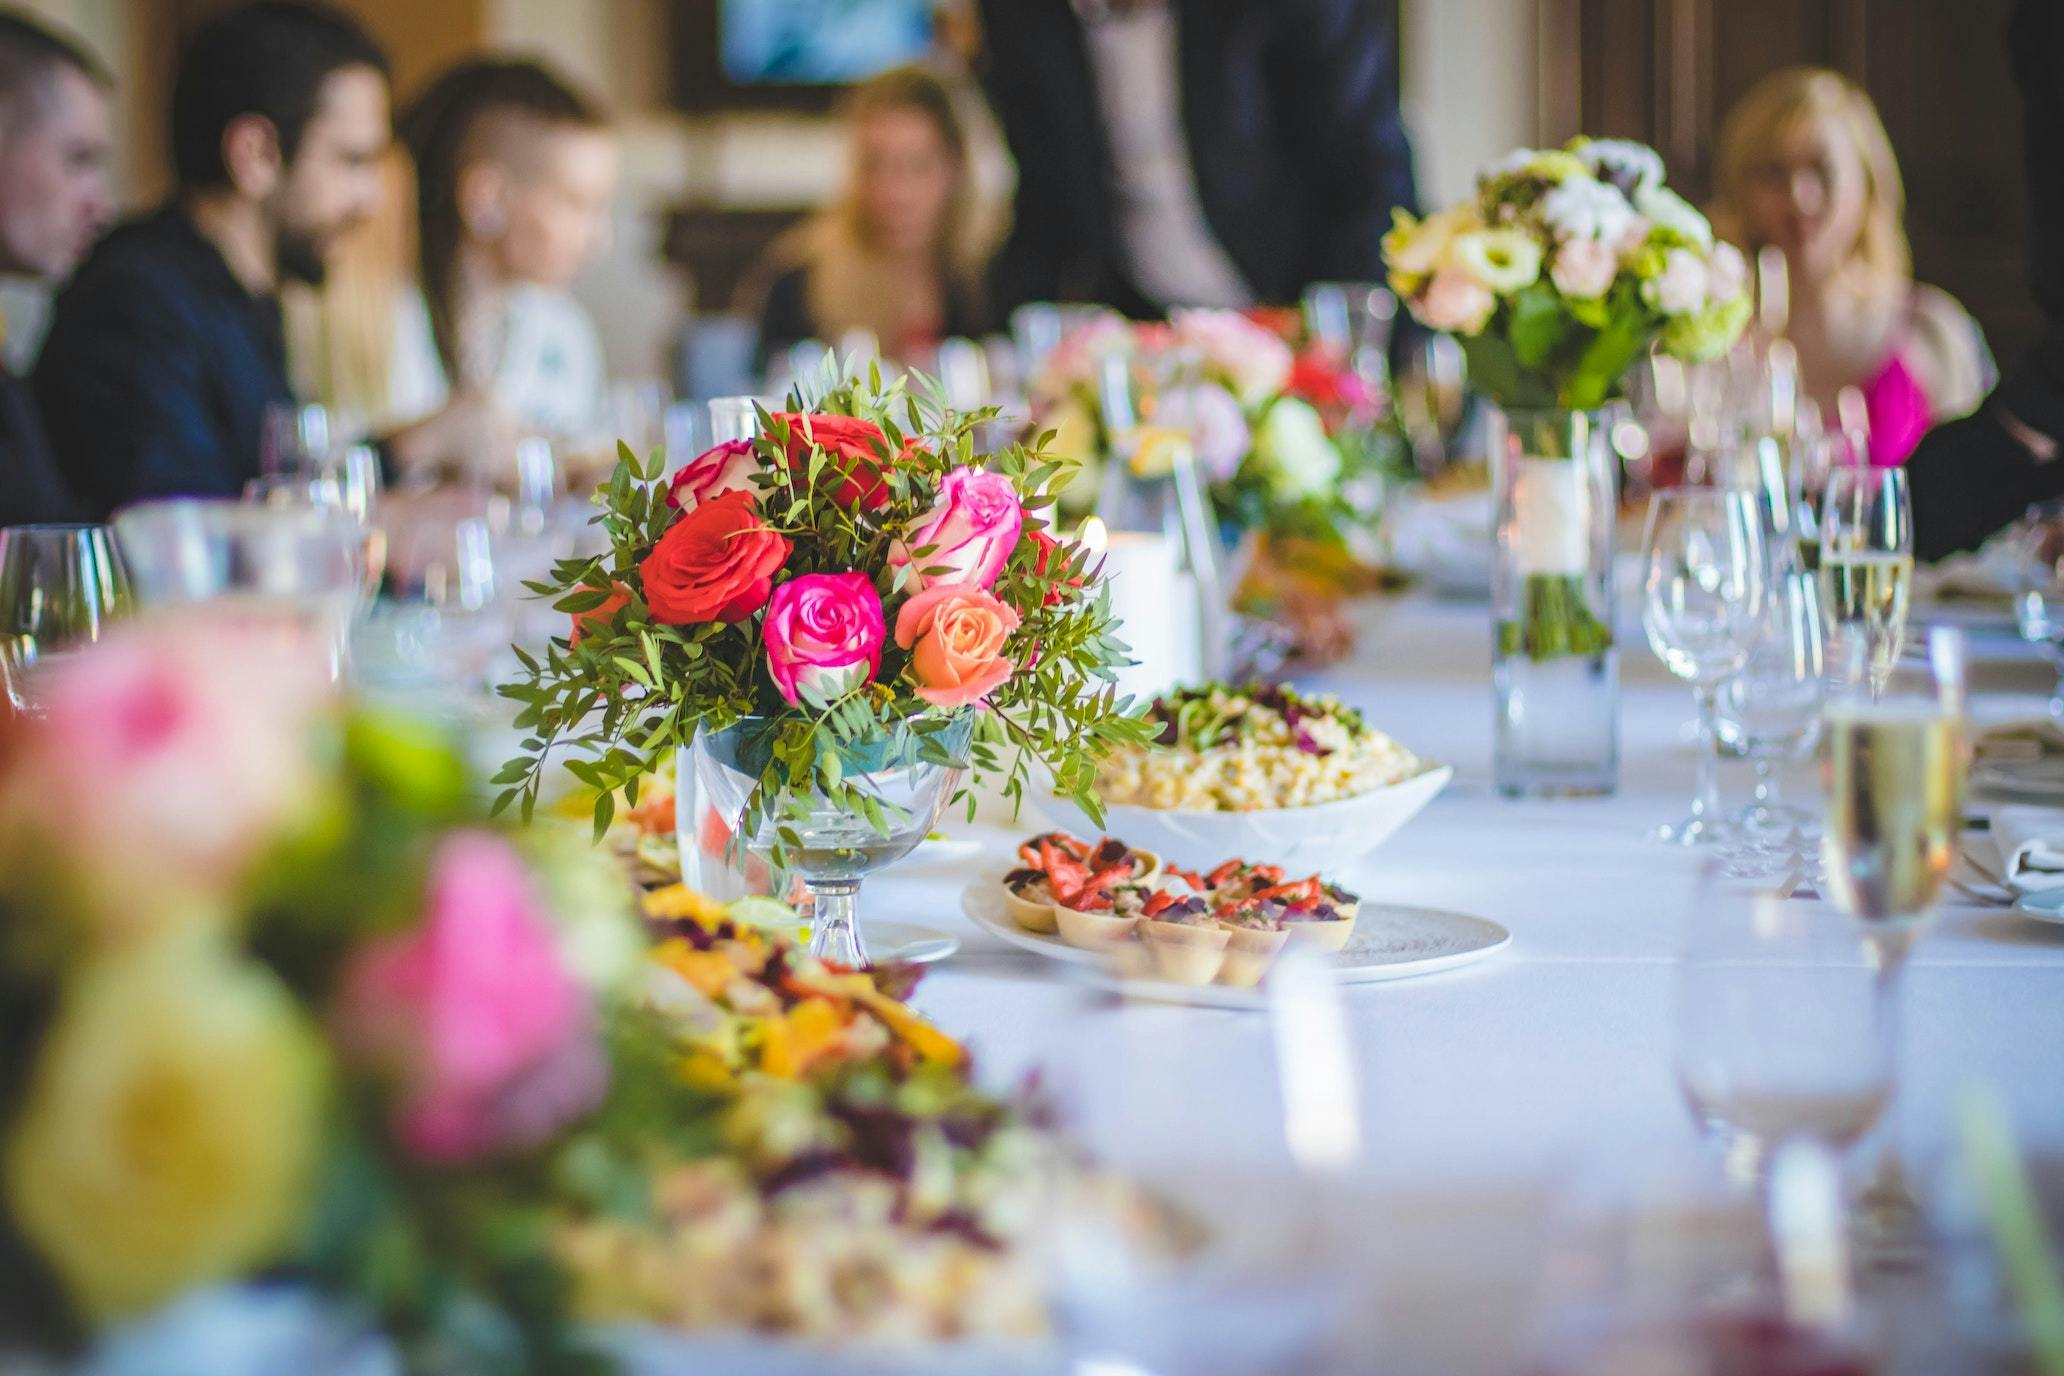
[860,594,2064,1372]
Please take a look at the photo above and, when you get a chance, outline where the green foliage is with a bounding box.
[496,364,1158,865]
[1496,574,1616,662]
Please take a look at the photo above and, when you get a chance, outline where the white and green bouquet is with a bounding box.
[1382,138,1750,411]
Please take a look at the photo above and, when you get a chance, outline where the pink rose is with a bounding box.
[0,617,327,935]
[888,467,1024,593]
[332,831,605,1163]
[1157,382,1251,482]
[763,572,886,707]
[1549,237,1619,300]
[893,584,1021,708]
[666,439,761,512]
[1169,308,1293,405]
[1418,268,1496,334]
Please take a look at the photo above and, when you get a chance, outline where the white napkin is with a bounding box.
[1991,805,2064,893]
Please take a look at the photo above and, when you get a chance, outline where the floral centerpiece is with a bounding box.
[498,366,1155,963]
[1031,307,1401,548]
[1380,138,1751,794]
[0,619,651,1369]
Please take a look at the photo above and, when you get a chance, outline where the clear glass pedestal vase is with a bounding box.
[686,712,973,967]
[1489,406,1620,797]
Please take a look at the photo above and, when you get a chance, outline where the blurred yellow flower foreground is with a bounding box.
[4,930,327,1318]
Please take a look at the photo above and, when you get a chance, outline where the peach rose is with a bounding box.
[892,584,1021,708]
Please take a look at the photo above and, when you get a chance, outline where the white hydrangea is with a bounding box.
[1642,248,1711,316]
[1539,176,1638,244]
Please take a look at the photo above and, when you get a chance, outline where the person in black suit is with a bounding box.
[0,11,112,528]
[976,0,1418,318]
[1908,0,2064,559]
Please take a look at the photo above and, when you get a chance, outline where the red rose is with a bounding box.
[640,490,790,625]
[1287,349,1374,415]
[568,580,632,646]
[775,412,901,510]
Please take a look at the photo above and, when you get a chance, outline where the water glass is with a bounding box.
[0,524,129,714]
[1716,560,1825,841]
[260,401,344,476]
[1675,873,1892,1186]
[1818,464,1912,695]
[1642,488,1767,844]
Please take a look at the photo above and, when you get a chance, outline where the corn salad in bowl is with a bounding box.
[1070,684,1449,876]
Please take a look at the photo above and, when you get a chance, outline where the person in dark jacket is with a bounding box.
[1908,0,2064,561]
[977,0,1418,318]
[34,2,501,517]
[0,11,112,527]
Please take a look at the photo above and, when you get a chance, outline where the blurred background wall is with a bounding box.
[0,0,2034,380]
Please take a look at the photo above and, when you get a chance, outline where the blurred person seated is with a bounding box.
[281,148,453,437]
[1711,67,1990,464]
[746,65,986,369]
[978,0,1417,317]
[1909,1,2064,558]
[398,59,617,470]
[33,1,497,516]
[0,10,111,526]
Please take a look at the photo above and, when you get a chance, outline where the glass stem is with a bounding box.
[1751,758,1780,810]
[806,877,868,968]
[1691,685,1721,823]
[1860,926,1923,1265]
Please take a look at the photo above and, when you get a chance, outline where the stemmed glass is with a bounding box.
[1818,464,1912,696]
[113,498,363,679]
[1716,550,1826,846]
[1675,868,1893,1189]
[688,713,973,967]
[0,524,130,714]
[1821,626,1968,1263]
[1642,488,1768,844]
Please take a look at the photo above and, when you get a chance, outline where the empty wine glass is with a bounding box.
[113,498,362,680]
[1643,488,1767,844]
[244,468,384,606]
[260,401,341,477]
[1676,869,1893,1189]
[1821,627,1967,1264]
[1818,463,1912,696]
[0,524,130,714]
[1716,555,1825,846]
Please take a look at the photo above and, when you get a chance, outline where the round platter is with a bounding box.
[958,875,1508,1008]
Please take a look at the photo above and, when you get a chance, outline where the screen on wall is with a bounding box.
[719,0,933,84]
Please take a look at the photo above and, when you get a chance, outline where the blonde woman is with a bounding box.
[1712,67,1991,463]
[747,66,988,368]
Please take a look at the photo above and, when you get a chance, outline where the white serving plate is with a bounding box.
[959,875,1507,1008]
[1051,764,1452,875]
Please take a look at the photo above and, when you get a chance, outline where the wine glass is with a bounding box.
[1818,464,1912,696]
[1820,625,1968,1263]
[1675,869,1893,1189]
[244,468,385,607]
[113,498,363,680]
[259,401,342,477]
[1716,553,1826,846]
[0,524,130,714]
[1642,488,1768,844]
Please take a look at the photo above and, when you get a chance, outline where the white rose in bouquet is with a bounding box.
[1540,176,1637,245]
[1550,238,1619,300]
[1575,138,1665,197]
[1642,247,1711,316]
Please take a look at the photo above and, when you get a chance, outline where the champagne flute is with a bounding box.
[1818,464,1912,696]
[1820,626,1968,1263]
[1642,488,1767,844]
[0,524,130,714]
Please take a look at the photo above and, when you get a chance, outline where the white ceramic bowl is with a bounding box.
[1059,764,1452,875]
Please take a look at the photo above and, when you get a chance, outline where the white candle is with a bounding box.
[1081,518,1202,700]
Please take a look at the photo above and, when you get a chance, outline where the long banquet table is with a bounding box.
[865,591,2064,1373]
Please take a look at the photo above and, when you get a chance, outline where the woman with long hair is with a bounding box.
[398,58,618,449]
[1711,67,1991,463]
[748,65,987,368]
